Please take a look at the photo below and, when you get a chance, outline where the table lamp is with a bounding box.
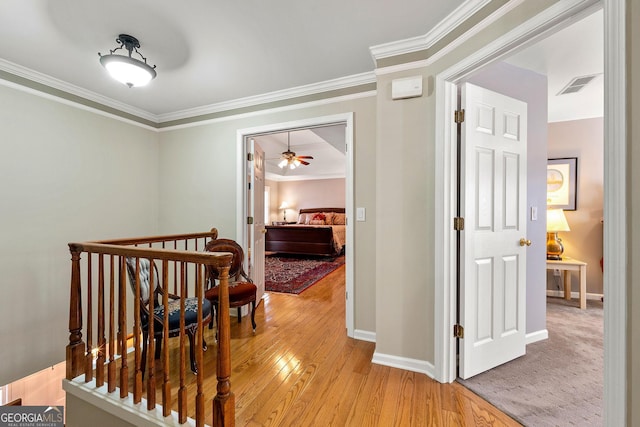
[279,201,289,222]
[546,208,570,260]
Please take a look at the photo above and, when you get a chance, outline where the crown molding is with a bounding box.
[369,0,492,61]
[0,56,375,126]
[156,71,376,123]
[0,58,159,123]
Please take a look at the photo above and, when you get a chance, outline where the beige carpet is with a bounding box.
[458,297,603,426]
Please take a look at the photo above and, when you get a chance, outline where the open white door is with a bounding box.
[248,138,266,302]
[459,83,528,379]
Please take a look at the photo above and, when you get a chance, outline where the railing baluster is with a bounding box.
[178,261,187,424]
[133,258,142,403]
[85,253,93,382]
[196,264,205,427]
[119,257,128,398]
[147,258,157,410]
[213,264,235,426]
[162,259,172,417]
[97,254,106,387]
[173,241,178,295]
[66,247,85,380]
[108,255,116,393]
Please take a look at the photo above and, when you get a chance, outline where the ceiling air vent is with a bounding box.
[557,74,599,95]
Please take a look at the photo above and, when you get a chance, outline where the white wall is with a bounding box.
[0,85,159,385]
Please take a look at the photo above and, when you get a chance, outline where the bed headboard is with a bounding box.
[299,207,345,214]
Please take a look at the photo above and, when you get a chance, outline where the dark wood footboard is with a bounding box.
[265,226,336,256]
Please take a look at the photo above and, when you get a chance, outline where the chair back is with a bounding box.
[125,257,159,306]
[204,239,248,282]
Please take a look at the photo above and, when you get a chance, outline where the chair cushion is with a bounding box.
[151,298,212,330]
[205,281,257,302]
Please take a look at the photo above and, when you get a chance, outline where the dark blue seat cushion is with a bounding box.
[151,297,212,330]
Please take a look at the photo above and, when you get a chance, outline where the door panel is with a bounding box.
[459,83,528,379]
[249,139,266,302]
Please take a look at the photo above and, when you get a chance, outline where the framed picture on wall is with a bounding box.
[547,157,578,210]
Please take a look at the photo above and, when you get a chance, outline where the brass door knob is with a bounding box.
[261,229,268,234]
[519,238,531,247]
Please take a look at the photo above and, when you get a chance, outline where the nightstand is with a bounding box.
[546,257,588,309]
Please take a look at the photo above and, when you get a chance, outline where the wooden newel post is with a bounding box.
[66,245,86,380]
[213,261,235,427]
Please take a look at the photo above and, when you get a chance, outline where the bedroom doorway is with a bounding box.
[434,0,625,423]
[236,113,356,337]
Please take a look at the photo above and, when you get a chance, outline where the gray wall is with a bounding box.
[0,85,159,386]
[467,61,549,335]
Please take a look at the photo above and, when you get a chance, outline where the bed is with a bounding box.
[265,207,346,256]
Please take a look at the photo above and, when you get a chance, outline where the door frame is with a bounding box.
[433,0,625,425]
[236,112,355,337]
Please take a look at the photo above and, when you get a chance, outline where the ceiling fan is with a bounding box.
[278,132,313,169]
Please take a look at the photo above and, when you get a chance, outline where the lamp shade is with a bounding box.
[547,208,570,232]
[279,202,289,210]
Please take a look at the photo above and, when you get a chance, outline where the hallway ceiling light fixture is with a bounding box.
[278,132,313,169]
[99,34,157,88]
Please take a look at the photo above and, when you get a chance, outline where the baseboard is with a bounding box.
[546,290,604,300]
[371,352,436,379]
[526,329,548,345]
[353,329,376,343]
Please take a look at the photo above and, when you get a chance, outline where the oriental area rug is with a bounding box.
[265,254,345,294]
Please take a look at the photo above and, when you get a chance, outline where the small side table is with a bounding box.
[546,257,588,309]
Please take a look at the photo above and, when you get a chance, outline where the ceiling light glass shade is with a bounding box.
[99,55,156,87]
[278,159,288,168]
[99,34,156,88]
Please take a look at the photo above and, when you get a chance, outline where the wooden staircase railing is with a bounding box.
[65,228,235,426]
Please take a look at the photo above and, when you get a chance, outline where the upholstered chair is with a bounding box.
[125,257,212,376]
[204,239,257,332]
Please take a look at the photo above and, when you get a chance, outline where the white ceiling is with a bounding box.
[0,2,602,181]
[505,9,603,123]
[254,126,346,182]
[0,0,464,119]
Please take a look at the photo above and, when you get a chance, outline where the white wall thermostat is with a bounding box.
[392,76,423,100]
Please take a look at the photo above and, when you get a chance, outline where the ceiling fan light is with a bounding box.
[293,159,301,167]
[278,159,288,169]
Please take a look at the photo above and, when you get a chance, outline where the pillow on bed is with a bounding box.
[297,213,307,224]
[332,213,346,225]
[310,213,326,225]
[322,212,335,225]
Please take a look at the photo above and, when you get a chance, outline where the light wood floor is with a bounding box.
[132,265,521,426]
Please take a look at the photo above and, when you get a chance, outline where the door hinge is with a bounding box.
[345,291,348,300]
[247,153,254,161]
[453,217,465,231]
[247,216,254,225]
[454,324,464,338]
[454,109,465,124]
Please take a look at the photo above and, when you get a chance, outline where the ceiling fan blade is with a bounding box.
[296,155,314,159]
[299,160,311,165]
